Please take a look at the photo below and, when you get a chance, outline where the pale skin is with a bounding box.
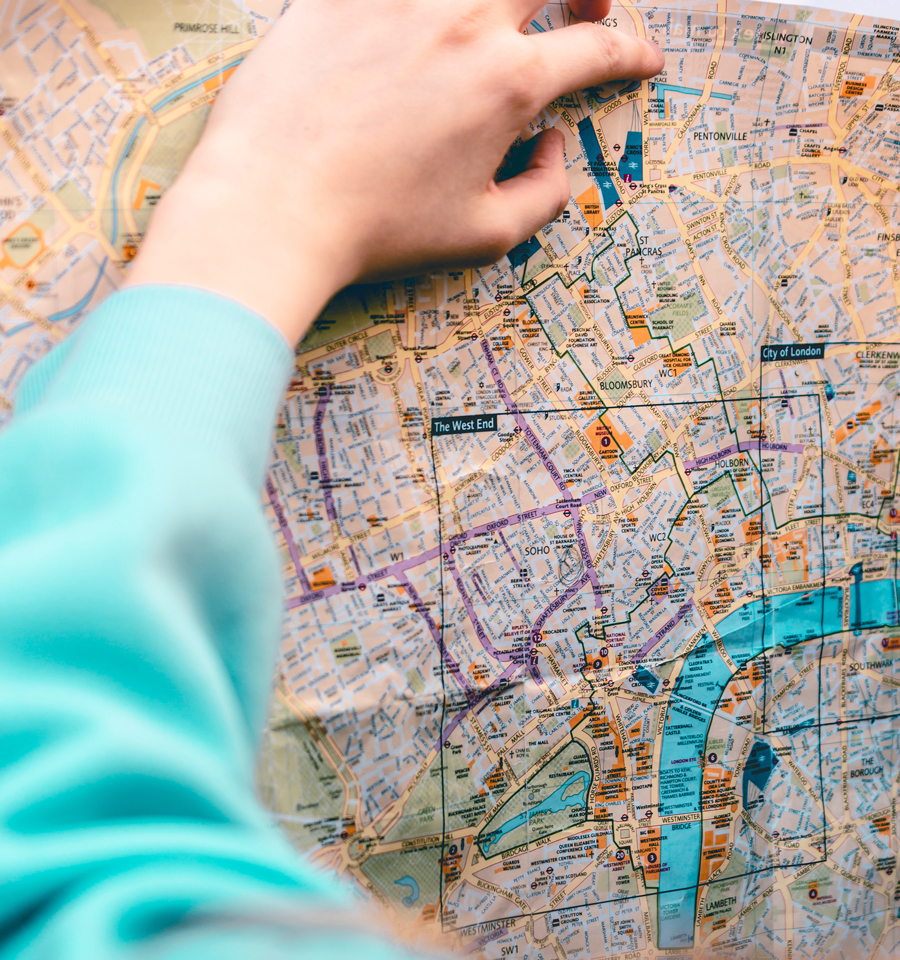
[128,0,663,345]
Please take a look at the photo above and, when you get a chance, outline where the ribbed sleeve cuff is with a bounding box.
[26,285,294,486]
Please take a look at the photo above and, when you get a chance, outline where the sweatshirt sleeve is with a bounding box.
[0,287,433,960]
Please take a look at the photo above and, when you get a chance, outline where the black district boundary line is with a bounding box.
[756,387,829,863]
[425,393,858,934]
[755,342,898,861]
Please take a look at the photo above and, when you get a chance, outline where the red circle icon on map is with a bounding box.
[601,607,608,614]
[614,143,620,150]
[564,510,571,517]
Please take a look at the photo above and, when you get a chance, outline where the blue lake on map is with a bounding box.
[654,579,896,948]
[481,770,590,855]
[394,875,420,907]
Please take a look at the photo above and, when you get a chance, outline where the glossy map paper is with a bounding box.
[1,1,900,957]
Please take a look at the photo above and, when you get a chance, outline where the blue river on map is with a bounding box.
[481,770,591,855]
[656,577,897,948]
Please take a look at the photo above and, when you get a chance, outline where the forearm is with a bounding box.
[0,287,330,955]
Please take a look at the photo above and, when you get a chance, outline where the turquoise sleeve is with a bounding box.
[0,287,431,960]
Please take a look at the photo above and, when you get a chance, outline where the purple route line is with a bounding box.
[466,928,508,955]
[399,574,473,695]
[632,598,695,664]
[480,338,568,495]
[683,441,806,472]
[284,487,610,609]
[530,572,591,639]
[437,578,596,743]
[435,661,522,746]
[518,570,592,686]
[266,476,311,594]
[497,528,520,574]
[289,347,616,734]
[480,336,604,608]
[572,506,603,607]
[314,384,361,578]
[346,543,362,578]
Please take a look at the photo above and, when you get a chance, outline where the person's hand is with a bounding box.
[128,0,662,343]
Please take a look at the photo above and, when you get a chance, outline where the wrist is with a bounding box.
[127,153,353,345]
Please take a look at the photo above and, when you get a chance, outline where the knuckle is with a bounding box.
[439,3,492,46]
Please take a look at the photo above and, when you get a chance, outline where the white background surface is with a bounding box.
[808,0,897,16]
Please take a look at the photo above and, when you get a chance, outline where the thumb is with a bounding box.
[486,129,570,259]
[569,0,613,21]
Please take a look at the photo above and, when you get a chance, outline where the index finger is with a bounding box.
[532,22,664,104]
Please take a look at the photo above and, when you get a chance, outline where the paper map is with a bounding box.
[0,0,899,957]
